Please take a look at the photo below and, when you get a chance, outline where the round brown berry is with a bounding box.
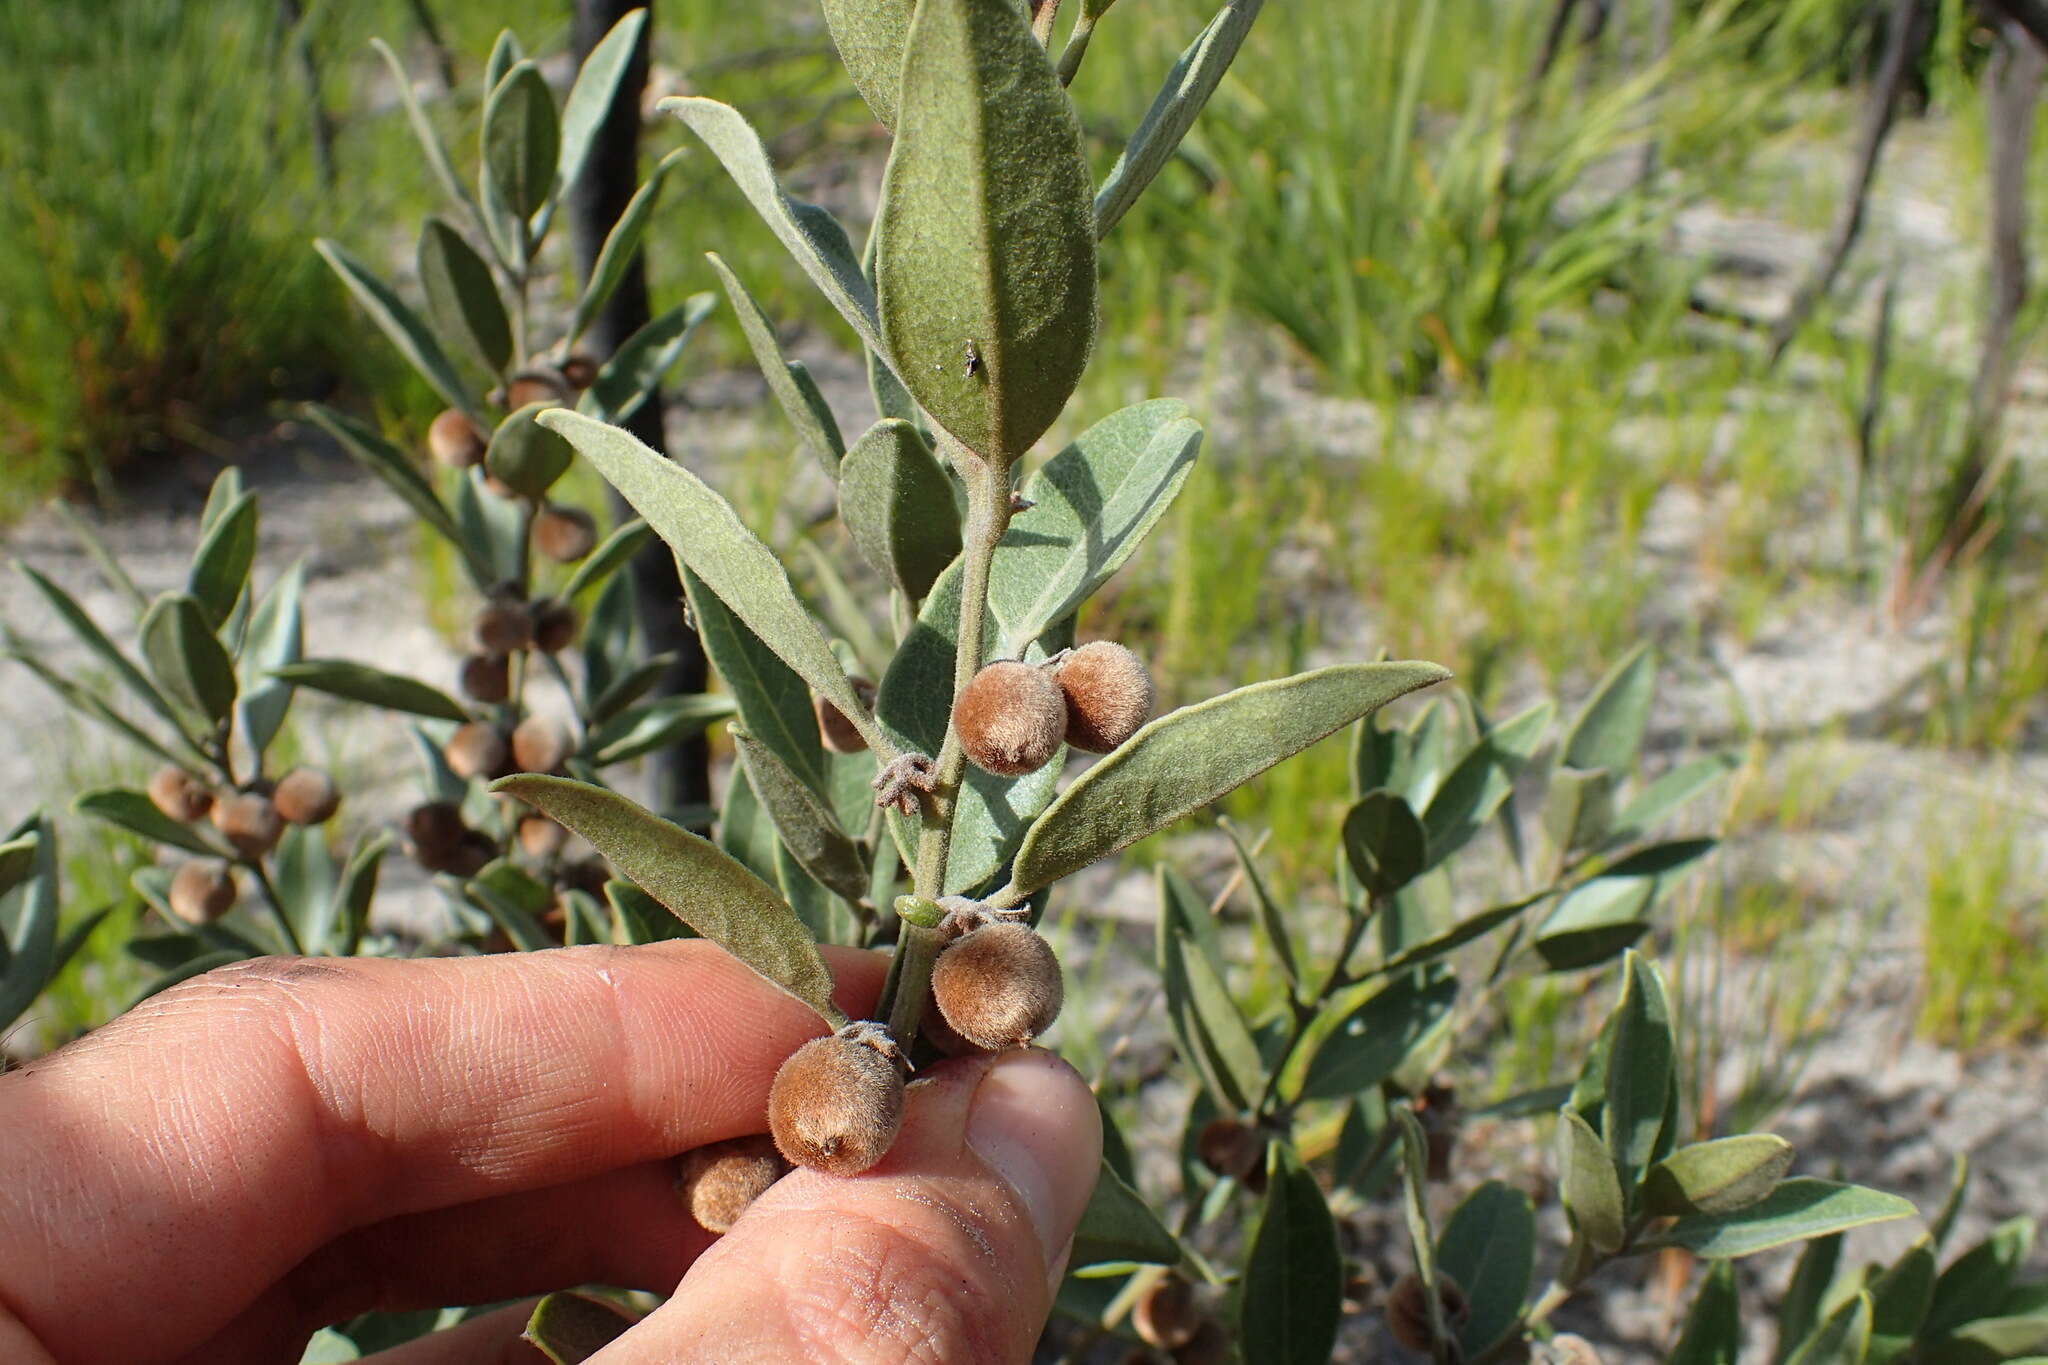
[1055,641,1155,753]
[930,922,1063,1051]
[560,353,599,390]
[1134,1275,1201,1350]
[458,653,511,704]
[530,598,579,654]
[445,722,510,782]
[767,1023,905,1176]
[147,767,212,823]
[1195,1117,1264,1184]
[427,409,486,468]
[677,1134,789,1234]
[511,715,573,774]
[1385,1271,1468,1353]
[168,861,237,924]
[211,791,283,859]
[506,375,565,410]
[814,678,876,755]
[404,801,467,869]
[533,505,597,563]
[272,767,340,825]
[1171,1320,1232,1365]
[953,660,1064,777]
[518,814,568,860]
[449,830,496,878]
[474,601,533,655]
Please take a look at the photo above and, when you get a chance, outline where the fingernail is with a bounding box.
[965,1050,1102,1270]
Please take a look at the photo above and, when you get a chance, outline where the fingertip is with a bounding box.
[964,1049,1103,1278]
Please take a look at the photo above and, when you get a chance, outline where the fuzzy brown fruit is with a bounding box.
[445,722,510,782]
[517,814,568,860]
[814,677,876,755]
[1134,1275,1202,1351]
[511,715,573,774]
[168,861,237,924]
[458,653,511,704]
[677,1134,789,1234]
[473,601,533,655]
[1385,1271,1468,1353]
[560,353,598,390]
[405,801,467,868]
[530,598,578,654]
[1195,1117,1265,1185]
[1056,641,1155,753]
[147,767,212,823]
[273,767,340,825]
[766,1024,905,1176]
[211,791,283,858]
[506,376,564,410]
[427,409,486,468]
[953,660,1065,777]
[449,830,496,878]
[533,505,598,563]
[1170,1320,1232,1365]
[930,922,1063,1050]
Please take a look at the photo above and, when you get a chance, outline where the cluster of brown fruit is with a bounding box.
[953,641,1155,777]
[149,765,340,925]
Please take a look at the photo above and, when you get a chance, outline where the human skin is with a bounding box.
[0,941,1101,1364]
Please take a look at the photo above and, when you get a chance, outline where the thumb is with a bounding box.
[617,1048,1101,1364]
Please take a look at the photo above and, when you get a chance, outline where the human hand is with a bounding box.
[0,942,1102,1364]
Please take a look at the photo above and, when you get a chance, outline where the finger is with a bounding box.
[622,1049,1102,1364]
[0,941,883,1365]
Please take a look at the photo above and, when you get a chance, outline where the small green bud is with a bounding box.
[893,894,946,928]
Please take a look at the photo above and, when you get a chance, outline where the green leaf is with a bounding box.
[494,775,841,1023]
[334,832,391,956]
[1007,661,1449,895]
[1779,1235,1846,1363]
[561,518,651,601]
[820,0,914,128]
[1071,1157,1180,1266]
[1671,1260,1742,1365]
[1867,1238,1936,1358]
[569,150,681,345]
[524,1291,636,1364]
[50,499,146,614]
[1221,820,1300,994]
[1,638,192,771]
[1238,1142,1343,1365]
[686,570,829,798]
[453,467,526,583]
[315,239,478,422]
[874,0,1096,464]
[370,39,491,260]
[1094,0,1264,237]
[466,864,554,952]
[661,98,884,355]
[838,419,961,600]
[707,252,845,475]
[1648,1179,1918,1259]
[1612,752,1738,840]
[1437,1181,1536,1357]
[487,403,575,499]
[733,730,869,906]
[299,405,491,589]
[300,1327,361,1362]
[1785,1291,1872,1365]
[586,694,735,766]
[482,61,559,220]
[1298,971,1457,1101]
[74,788,223,856]
[1343,789,1427,899]
[1535,874,1654,971]
[238,562,305,761]
[1558,1108,1628,1255]
[0,837,37,902]
[1544,764,1616,855]
[579,292,719,425]
[1932,1317,2048,1360]
[555,8,649,200]
[270,661,469,723]
[0,817,59,1031]
[542,409,874,751]
[1605,950,1675,1191]
[186,491,258,628]
[1157,865,1262,1113]
[1421,700,1552,867]
[13,563,191,738]
[1375,894,1543,976]
[1644,1135,1796,1218]
[276,823,338,951]
[1564,643,1656,776]
[1927,1217,2035,1339]
[140,592,237,725]
[419,218,512,376]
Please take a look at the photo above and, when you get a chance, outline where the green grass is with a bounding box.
[1919,809,2048,1049]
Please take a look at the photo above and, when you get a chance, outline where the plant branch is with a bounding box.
[246,858,307,956]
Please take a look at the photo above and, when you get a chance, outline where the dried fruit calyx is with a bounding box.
[273,767,340,825]
[814,677,876,755]
[1055,641,1155,753]
[767,1021,906,1176]
[953,660,1064,777]
[1134,1274,1202,1350]
[1386,1270,1469,1353]
[1195,1116,1265,1184]
[677,1134,789,1234]
[930,920,1063,1051]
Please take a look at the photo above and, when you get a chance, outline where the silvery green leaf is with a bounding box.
[1094,0,1264,237]
[1071,1158,1181,1267]
[1670,1261,1741,1365]
[484,29,522,93]
[1158,861,1224,976]
[237,561,304,761]
[734,730,869,906]
[1007,661,1449,895]
[988,399,1200,652]
[1605,950,1675,1192]
[300,1327,361,1363]
[314,240,479,422]
[1421,700,1553,867]
[1558,1108,1628,1255]
[482,61,558,220]
[561,518,651,601]
[1545,764,1616,857]
[1644,1135,1796,1219]
[487,403,575,499]
[140,592,237,725]
[1864,1239,1934,1358]
[684,569,829,798]
[874,0,1096,464]
[525,1291,635,1364]
[1221,819,1299,993]
[299,405,492,590]
[1784,1292,1872,1365]
[14,563,189,737]
[419,217,512,376]
[718,764,784,890]
[1375,894,1542,975]
[271,661,469,723]
[821,0,915,129]
[589,653,674,726]
[51,500,146,614]
[542,410,875,754]
[586,694,735,766]
[452,467,526,583]
[1926,1216,2035,1339]
[707,252,845,475]
[661,98,885,356]
[1534,872,1653,971]
[838,419,960,601]
[371,39,493,263]
[1239,1142,1343,1365]
[74,788,225,857]
[466,860,553,951]
[1610,752,1737,842]
[1563,642,1655,776]
[1,642,191,771]
[568,151,682,345]
[276,823,338,952]
[1395,700,1453,811]
[1643,1180,1917,1259]
[0,836,36,901]
[495,775,842,1023]
[1780,1235,1846,1361]
[1437,1181,1536,1357]
[554,9,649,200]
[1295,970,1456,1101]
[333,831,391,956]
[1342,789,1427,899]
[1157,865,1262,1112]
[186,490,258,629]
[578,293,719,425]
